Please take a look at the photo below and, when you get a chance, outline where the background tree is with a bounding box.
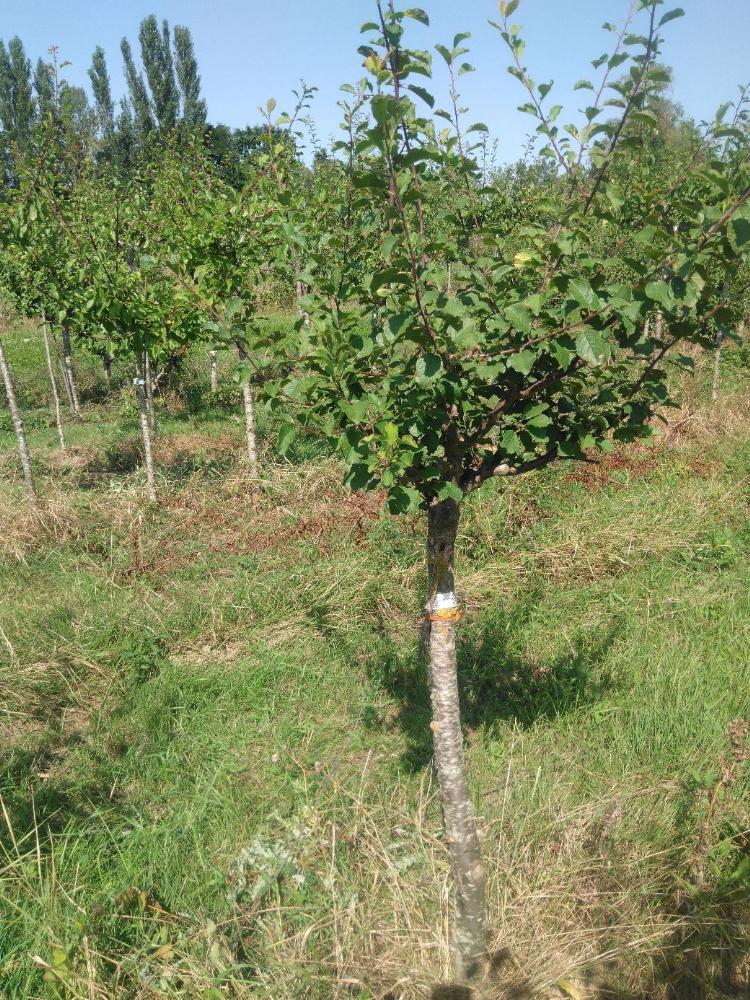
[174,25,206,127]
[88,46,115,141]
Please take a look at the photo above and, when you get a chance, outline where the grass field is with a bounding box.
[1,320,749,999]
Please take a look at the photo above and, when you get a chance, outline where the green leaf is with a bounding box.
[415,354,442,381]
[645,281,673,309]
[575,330,609,366]
[507,350,535,375]
[404,7,430,25]
[550,340,574,368]
[382,422,399,446]
[505,303,533,333]
[574,79,594,91]
[658,8,685,27]
[435,43,452,65]
[438,482,464,502]
[277,424,296,455]
[568,279,601,311]
[408,84,435,108]
[388,485,422,514]
[730,203,750,249]
[502,430,522,454]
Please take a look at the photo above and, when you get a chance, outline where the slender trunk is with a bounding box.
[237,345,258,476]
[144,352,157,435]
[103,352,112,389]
[654,311,663,340]
[0,337,37,502]
[42,322,65,451]
[134,362,157,503]
[296,278,311,327]
[61,324,81,419]
[54,329,74,410]
[426,498,486,982]
[210,350,218,394]
[712,329,724,404]
[447,262,453,296]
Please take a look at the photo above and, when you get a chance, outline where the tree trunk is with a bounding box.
[144,351,157,435]
[712,329,724,404]
[0,337,37,502]
[425,498,487,982]
[296,279,311,327]
[210,350,218,394]
[42,321,66,451]
[238,345,259,476]
[103,352,112,389]
[61,324,81,418]
[134,362,157,503]
[53,329,74,410]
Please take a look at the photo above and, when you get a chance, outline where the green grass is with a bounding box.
[1,322,749,999]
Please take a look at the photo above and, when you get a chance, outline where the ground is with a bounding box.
[0,320,749,999]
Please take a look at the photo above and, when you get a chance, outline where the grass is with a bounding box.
[0,320,749,999]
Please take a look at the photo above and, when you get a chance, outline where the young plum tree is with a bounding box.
[265,0,750,983]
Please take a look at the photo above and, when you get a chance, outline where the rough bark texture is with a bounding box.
[426,499,487,982]
[144,352,157,435]
[238,346,258,476]
[135,363,157,503]
[54,330,74,410]
[43,322,66,451]
[210,350,218,394]
[61,324,81,418]
[0,337,37,500]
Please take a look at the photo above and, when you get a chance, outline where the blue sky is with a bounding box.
[5,0,749,163]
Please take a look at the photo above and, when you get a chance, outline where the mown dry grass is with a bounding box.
[1,331,750,999]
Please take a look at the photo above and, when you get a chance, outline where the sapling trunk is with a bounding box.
[53,329,74,410]
[134,361,157,503]
[103,352,112,389]
[426,498,487,982]
[42,321,66,450]
[237,345,258,476]
[210,350,218,394]
[144,352,157,435]
[712,329,724,404]
[0,337,37,501]
[61,324,81,418]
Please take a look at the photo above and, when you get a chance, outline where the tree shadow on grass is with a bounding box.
[367,592,619,772]
[588,879,750,999]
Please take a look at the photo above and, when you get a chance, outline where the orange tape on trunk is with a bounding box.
[427,608,463,623]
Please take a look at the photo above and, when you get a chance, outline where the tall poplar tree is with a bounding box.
[173,25,206,126]
[0,37,34,148]
[138,16,179,132]
[33,58,54,119]
[88,46,114,135]
[121,37,154,142]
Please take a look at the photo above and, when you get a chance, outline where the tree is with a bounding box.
[173,25,206,127]
[138,16,179,133]
[0,335,36,502]
[88,46,115,137]
[121,37,154,143]
[0,37,34,148]
[264,0,750,983]
[33,57,54,119]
